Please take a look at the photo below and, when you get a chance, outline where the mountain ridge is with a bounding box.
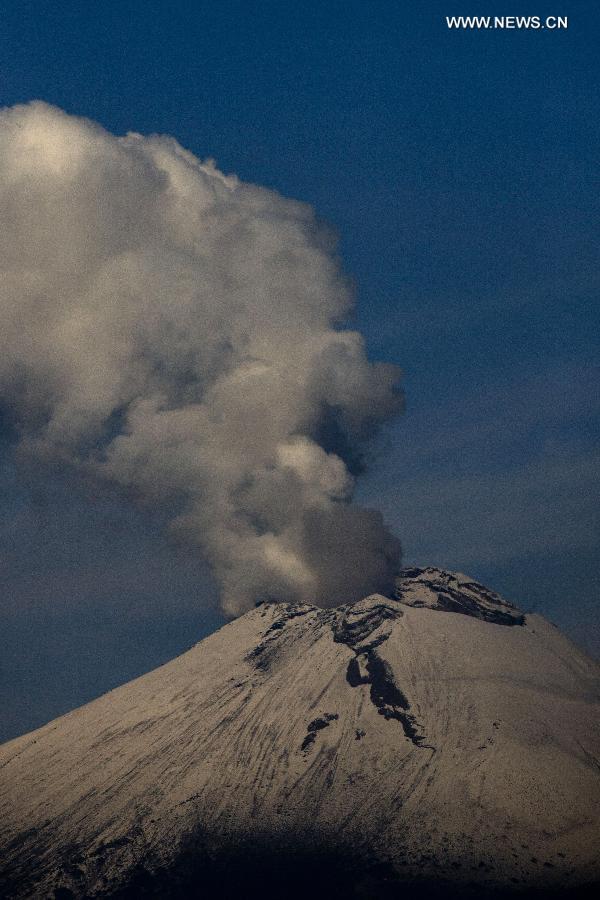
[1,568,599,899]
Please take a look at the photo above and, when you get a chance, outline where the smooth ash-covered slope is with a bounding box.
[1,568,599,899]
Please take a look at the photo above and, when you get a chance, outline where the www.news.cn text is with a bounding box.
[446,15,568,29]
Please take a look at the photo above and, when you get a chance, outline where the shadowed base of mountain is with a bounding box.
[7,828,596,900]
[106,836,599,900]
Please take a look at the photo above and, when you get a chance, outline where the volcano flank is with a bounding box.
[1,568,599,899]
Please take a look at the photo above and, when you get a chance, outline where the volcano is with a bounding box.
[1,568,599,899]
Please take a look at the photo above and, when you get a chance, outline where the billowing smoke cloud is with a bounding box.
[0,102,402,615]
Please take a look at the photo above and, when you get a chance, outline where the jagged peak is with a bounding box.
[395,566,525,626]
[333,594,402,653]
[254,566,524,629]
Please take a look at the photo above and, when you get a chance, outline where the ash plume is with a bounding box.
[0,102,402,615]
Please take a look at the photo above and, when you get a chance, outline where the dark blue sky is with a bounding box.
[1,0,598,741]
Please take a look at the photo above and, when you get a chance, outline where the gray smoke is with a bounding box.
[0,102,402,615]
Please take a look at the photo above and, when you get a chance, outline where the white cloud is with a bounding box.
[0,102,402,615]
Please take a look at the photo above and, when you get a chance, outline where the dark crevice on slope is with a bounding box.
[334,600,432,749]
[300,713,339,752]
[365,651,432,748]
[346,656,370,687]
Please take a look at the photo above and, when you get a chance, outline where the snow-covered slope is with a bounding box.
[1,568,599,899]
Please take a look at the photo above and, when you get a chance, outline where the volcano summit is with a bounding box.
[1,568,599,899]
